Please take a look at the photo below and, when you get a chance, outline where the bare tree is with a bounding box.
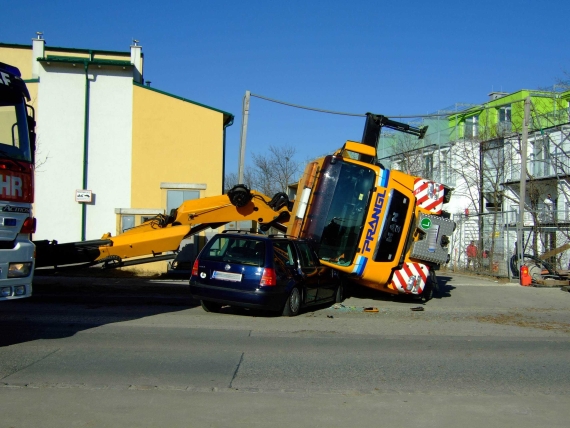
[388,133,426,177]
[251,145,301,197]
[33,135,50,172]
[224,145,301,197]
[524,100,570,267]
[224,170,253,193]
[555,70,570,91]
[448,115,528,272]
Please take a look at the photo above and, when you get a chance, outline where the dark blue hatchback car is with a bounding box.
[189,231,343,316]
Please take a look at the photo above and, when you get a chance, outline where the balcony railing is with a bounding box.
[496,121,512,135]
[506,158,570,181]
[506,209,570,225]
[530,110,570,130]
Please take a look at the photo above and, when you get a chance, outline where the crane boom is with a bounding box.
[36,187,291,268]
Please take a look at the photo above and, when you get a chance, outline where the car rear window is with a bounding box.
[202,236,266,266]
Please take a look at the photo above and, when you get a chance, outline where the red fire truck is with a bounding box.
[0,62,36,300]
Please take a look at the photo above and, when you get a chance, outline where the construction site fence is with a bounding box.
[448,210,570,278]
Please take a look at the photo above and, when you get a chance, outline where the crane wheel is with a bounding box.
[228,184,253,207]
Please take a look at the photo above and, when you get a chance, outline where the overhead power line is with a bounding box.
[249,92,456,119]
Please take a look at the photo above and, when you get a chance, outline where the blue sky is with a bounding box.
[3,0,569,174]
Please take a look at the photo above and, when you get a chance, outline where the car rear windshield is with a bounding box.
[202,236,266,266]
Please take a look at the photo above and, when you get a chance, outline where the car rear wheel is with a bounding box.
[282,287,301,317]
[201,300,222,313]
[335,282,344,303]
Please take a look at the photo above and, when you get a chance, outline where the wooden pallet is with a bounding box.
[534,278,570,287]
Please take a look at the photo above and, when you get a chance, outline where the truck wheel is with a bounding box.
[420,272,436,302]
[430,270,440,295]
[282,287,301,317]
[201,300,222,313]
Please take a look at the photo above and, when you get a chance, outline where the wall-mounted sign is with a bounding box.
[76,189,92,203]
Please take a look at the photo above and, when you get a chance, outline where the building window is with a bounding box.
[121,215,135,233]
[464,115,479,139]
[166,190,200,215]
[510,205,519,223]
[498,106,512,134]
[439,150,448,184]
[499,106,511,122]
[424,153,433,179]
[532,137,551,178]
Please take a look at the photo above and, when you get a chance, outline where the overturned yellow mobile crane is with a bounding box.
[36,113,454,300]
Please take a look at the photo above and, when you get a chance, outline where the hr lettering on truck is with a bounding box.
[0,174,23,198]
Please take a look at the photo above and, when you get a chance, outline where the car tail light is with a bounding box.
[191,259,199,277]
[20,217,36,234]
[260,268,277,286]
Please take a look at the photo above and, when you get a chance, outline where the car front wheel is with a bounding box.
[282,287,301,317]
[201,300,222,313]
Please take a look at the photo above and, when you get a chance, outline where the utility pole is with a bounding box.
[238,90,250,184]
[517,97,531,270]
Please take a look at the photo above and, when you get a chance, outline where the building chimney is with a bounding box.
[32,32,45,79]
[130,39,143,84]
[488,91,508,101]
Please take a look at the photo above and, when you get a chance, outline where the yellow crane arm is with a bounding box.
[96,187,291,262]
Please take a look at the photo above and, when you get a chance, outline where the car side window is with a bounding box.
[273,252,289,278]
[296,242,317,268]
[272,241,295,266]
[272,241,293,278]
[205,237,225,258]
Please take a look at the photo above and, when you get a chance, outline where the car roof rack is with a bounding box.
[221,229,266,236]
[268,234,301,240]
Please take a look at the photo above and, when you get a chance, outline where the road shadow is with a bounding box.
[0,274,199,348]
[210,300,338,318]
[342,274,456,304]
[432,275,456,299]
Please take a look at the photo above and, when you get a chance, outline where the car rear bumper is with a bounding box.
[190,281,286,311]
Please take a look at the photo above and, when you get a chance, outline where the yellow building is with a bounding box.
[0,34,233,272]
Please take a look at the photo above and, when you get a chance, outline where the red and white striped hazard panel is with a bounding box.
[390,262,429,295]
[413,179,444,213]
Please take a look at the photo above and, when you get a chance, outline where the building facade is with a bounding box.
[378,89,570,275]
[0,35,233,266]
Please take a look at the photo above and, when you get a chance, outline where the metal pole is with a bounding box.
[517,97,531,270]
[238,90,250,184]
[506,215,511,280]
[81,60,91,242]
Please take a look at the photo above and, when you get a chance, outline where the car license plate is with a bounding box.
[212,271,242,282]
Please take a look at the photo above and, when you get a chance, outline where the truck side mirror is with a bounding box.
[27,115,36,163]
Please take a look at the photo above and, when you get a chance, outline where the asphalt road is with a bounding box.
[0,272,569,427]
